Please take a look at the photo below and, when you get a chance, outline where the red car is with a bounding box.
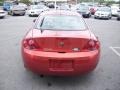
[21,10,100,76]
[90,7,98,15]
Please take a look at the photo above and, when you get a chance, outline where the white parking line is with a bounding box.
[109,47,120,57]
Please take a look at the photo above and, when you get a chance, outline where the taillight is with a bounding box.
[23,38,39,50]
[82,40,100,51]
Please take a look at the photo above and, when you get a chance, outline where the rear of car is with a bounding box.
[9,5,26,16]
[21,10,100,76]
[94,7,112,19]
[27,5,48,16]
[76,6,91,18]
[111,6,119,16]
[0,10,7,18]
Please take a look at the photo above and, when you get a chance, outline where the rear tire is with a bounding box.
[0,16,4,19]
[11,12,15,16]
[88,14,91,18]
[86,15,89,18]
[107,17,109,20]
[117,17,120,21]
[109,16,112,19]
[94,17,97,19]
[108,16,111,20]
[29,14,32,17]
[21,13,25,16]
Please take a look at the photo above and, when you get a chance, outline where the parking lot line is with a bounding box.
[109,47,120,57]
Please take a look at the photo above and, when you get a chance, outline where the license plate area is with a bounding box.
[49,59,73,71]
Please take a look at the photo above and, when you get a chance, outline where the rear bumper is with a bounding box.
[13,11,25,15]
[0,13,6,17]
[28,12,40,16]
[22,48,100,76]
[94,15,109,19]
[82,14,90,17]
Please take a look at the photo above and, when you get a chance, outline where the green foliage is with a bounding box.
[78,0,105,4]
[20,0,31,4]
[77,0,119,5]
[0,0,3,2]
[0,0,3,6]
[105,1,116,5]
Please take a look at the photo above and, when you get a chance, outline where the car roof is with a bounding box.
[41,10,81,16]
[98,6,111,9]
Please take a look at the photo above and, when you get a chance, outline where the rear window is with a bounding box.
[38,15,86,30]
[31,5,43,9]
[12,5,25,9]
[97,7,111,12]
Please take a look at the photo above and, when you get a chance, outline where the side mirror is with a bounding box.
[33,19,36,22]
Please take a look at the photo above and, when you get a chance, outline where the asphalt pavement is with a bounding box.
[0,15,120,90]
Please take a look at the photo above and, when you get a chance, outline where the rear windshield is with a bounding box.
[31,5,43,9]
[97,7,111,12]
[12,5,25,9]
[79,6,89,11]
[38,15,86,30]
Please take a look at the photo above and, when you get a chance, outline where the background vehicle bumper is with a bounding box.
[28,12,40,16]
[29,13,39,16]
[82,14,90,17]
[0,14,6,17]
[22,48,100,76]
[13,11,25,15]
[94,15,109,19]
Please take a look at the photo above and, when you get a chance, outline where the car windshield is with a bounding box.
[97,7,111,12]
[12,5,25,9]
[80,7,89,11]
[31,5,43,9]
[77,6,89,11]
[39,15,86,30]
[58,5,69,10]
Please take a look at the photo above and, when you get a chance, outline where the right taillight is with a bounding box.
[82,39,100,51]
[22,38,39,50]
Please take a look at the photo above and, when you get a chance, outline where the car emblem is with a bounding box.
[59,42,64,47]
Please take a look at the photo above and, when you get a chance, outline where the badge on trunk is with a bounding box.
[59,42,64,47]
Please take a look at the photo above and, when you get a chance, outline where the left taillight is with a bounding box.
[22,38,39,50]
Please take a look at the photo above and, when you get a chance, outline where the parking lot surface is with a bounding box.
[0,15,120,90]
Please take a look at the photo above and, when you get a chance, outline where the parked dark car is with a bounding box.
[47,3,55,8]
[76,6,91,18]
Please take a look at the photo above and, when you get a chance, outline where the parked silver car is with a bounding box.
[94,7,112,20]
[9,5,26,16]
[0,9,7,18]
[27,5,49,17]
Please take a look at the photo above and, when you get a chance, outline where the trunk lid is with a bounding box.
[32,29,91,52]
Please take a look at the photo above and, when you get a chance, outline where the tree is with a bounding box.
[0,0,3,2]
[20,0,31,5]
[0,0,3,6]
